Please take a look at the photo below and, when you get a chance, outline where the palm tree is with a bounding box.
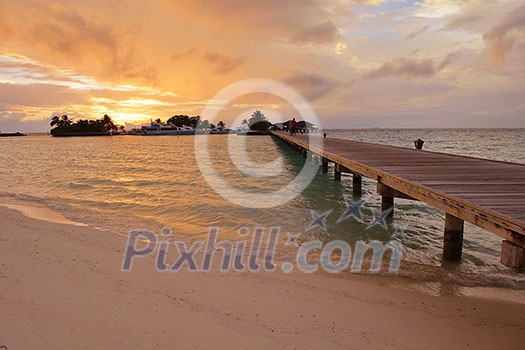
[217,120,225,130]
[50,115,59,127]
[248,110,266,126]
[101,114,116,131]
[61,115,71,126]
[50,114,71,128]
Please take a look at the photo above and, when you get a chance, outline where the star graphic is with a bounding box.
[366,208,392,231]
[285,232,301,246]
[337,197,365,223]
[393,224,409,239]
[306,209,332,231]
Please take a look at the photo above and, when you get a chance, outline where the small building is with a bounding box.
[272,120,318,133]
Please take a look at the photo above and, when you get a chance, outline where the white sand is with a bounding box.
[1,204,524,349]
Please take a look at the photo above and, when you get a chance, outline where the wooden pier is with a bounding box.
[271,131,525,271]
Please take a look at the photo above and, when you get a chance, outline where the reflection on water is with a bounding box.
[0,129,524,289]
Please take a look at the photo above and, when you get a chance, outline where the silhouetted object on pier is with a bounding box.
[414,138,424,150]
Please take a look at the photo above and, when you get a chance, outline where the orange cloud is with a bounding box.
[0,1,157,84]
[165,0,347,45]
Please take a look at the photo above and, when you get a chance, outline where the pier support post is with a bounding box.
[443,213,464,261]
[352,174,362,197]
[334,165,341,181]
[501,240,525,271]
[381,196,394,216]
[322,157,328,173]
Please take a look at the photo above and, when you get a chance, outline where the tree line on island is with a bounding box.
[158,115,222,130]
[50,114,123,136]
[49,110,305,136]
[154,110,271,131]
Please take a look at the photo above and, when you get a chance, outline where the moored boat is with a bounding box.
[209,128,231,134]
[141,122,195,135]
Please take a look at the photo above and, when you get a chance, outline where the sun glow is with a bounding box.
[112,113,150,125]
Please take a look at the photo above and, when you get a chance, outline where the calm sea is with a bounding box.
[1,129,524,290]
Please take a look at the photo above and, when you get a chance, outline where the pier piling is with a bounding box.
[352,174,362,197]
[443,213,464,260]
[322,157,329,173]
[334,168,341,181]
[501,240,525,271]
[381,196,394,217]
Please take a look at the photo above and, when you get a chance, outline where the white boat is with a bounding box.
[209,128,231,134]
[141,122,195,135]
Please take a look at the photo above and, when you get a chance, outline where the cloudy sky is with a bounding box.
[0,0,524,131]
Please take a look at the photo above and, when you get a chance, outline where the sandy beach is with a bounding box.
[1,203,524,350]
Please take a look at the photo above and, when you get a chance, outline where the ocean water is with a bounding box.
[0,129,524,290]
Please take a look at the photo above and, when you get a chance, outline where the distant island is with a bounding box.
[0,131,25,137]
[50,114,123,137]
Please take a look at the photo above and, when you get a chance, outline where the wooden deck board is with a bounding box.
[271,132,525,246]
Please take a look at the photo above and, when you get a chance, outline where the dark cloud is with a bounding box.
[0,110,51,133]
[170,48,243,75]
[405,25,430,41]
[364,52,459,80]
[445,14,483,30]
[483,5,525,68]
[290,21,339,44]
[170,48,199,61]
[366,57,434,79]
[0,82,87,107]
[283,72,338,101]
[204,51,244,75]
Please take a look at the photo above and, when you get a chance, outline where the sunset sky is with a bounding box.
[0,0,524,131]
